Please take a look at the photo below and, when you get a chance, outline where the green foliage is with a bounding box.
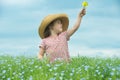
[0,55,120,80]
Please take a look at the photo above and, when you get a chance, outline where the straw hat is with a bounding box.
[38,13,69,39]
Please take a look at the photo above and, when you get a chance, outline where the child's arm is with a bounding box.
[38,48,45,60]
[67,9,86,37]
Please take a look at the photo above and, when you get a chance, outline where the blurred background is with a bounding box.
[0,0,120,57]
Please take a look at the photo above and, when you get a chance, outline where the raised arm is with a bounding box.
[67,9,86,37]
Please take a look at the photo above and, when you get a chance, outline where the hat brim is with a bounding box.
[38,14,69,39]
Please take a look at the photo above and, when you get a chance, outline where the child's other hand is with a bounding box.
[79,8,86,17]
[38,48,44,60]
[38,54,43,60]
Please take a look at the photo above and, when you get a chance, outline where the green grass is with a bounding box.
[0,55,120,80]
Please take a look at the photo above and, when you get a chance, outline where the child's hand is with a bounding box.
[38,54,43,60]
[38,48,44,60]
[79,9,86,17]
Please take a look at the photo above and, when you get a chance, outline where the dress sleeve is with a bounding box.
[39,39,46,50]
[62,31,70,41]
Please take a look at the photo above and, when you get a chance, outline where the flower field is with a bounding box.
[0,55,120,80]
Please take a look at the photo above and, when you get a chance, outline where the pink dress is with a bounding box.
[39,31,70,63]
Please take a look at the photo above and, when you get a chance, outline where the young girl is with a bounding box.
[38,9,86,63]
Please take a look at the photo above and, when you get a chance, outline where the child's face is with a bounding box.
[52,19,63,34]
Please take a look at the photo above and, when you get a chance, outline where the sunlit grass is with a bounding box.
[0,55,120,80]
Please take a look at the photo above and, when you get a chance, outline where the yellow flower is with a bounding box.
[82,1,88,7]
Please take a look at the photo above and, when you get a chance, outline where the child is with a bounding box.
[38,9,86,63]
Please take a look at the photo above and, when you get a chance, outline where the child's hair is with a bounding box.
[44,19,62,38]
[44,21,54,38]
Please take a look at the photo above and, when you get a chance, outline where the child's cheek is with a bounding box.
[57,26,62,31]
[58,25,62,29]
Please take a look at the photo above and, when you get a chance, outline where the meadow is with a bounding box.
[0,55,120,80]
